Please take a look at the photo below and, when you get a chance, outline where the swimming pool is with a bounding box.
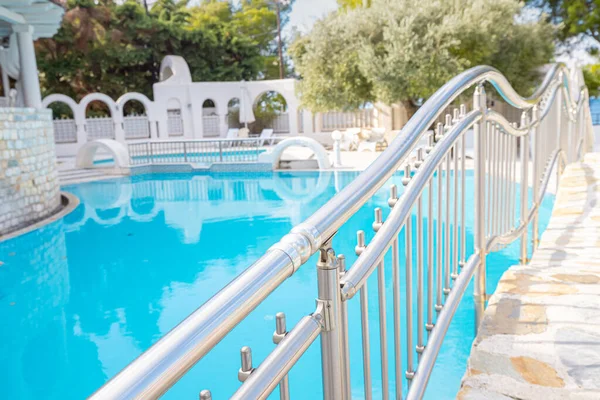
[0,171,554,399]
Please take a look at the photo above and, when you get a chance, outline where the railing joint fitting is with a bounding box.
[314,299,335,331]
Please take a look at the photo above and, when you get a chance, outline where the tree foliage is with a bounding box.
[337,0,371,9]
[36,0,293,105]
[525,0,600,93]
[584,64,600,96]
[292,0,555,113]
[527,0,600,43]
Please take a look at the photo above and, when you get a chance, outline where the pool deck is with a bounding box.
[459,152,600,399]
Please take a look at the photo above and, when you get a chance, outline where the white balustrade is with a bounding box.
[124,114,150,139]
[85,116,115,140]
[202,115,221,137]
[321,109,375,131]
[167,109,184,137]
[53,118,77,143]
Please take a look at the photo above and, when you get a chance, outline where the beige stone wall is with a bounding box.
[0,107,61,235]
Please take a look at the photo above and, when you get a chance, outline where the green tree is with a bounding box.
[36,0,295,112]
[151,0,191,24]
[292,0,555,115]
[527,0,600,43]
[526,0,600,93]
[584,64,600,96]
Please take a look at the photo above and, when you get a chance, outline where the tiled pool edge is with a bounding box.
[0,191,79,242]
[458,153,600,399]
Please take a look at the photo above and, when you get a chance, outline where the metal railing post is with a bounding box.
[316,238,344,400]
[530,106,540,250]
[520,114,530,264]
[473,84,487,331]
[219,140,223,162]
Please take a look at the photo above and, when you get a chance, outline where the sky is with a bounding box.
[286,0,339,34]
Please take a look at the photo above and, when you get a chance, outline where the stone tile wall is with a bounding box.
[0,107,61,236]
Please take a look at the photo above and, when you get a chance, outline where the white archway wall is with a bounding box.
[47,56,386,156]
[154,79,301,138]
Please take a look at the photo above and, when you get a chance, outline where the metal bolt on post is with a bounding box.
[272,312,290,400]
[238,346,254,383]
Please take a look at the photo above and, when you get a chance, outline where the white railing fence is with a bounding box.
[123,114,150,139]
[90,64,593,400]
[53,118,77,143]
[271,113,290,133]
[167,109,184,137]
[85,116,115,140]
[321,109,375,131]
[202,115,221,137]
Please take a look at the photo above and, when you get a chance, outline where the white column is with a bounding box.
[13,24,41,109]
[303,111,315,134]
[288,103,298,134]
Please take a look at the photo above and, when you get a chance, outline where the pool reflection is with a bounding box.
[0,171,356,400]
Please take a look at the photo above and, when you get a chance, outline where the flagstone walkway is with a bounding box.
[459,153,600,400]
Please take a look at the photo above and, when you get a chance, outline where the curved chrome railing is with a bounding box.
[91,64,593,400]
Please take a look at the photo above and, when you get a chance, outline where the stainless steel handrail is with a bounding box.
[340,110,483,298]
[91,63,591,400]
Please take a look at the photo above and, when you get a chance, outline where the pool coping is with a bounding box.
[0,191,80,242]
[459,153,600,399]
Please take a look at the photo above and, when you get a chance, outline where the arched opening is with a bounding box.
[166,98,184,137]
[227,98,242,129]
[48,101,77,143]
[202,99,219,137]
[130,196,156,216]
[85,100,114,140]
[123,99,150,140]
[252,91,289,134]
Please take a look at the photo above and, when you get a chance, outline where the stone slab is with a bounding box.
[460,153,600,399]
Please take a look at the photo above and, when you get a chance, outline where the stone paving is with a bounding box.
[459,152,600,400]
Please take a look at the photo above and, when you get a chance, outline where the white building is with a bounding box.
[44,55,393,157]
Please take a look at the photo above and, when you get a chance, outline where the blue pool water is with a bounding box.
[0,171,554,399]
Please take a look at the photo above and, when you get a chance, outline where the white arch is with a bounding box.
[262,172,332,204]
[159,55,192,84]
[258,137,332,170]
[42,93,84,126]
[42,94,78,116]
[252,90,289,112]
[80,93,120,121]
[76,139,129,169]
[117,92,156,121]
[201,98,218,114]
[167,98,182,109]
